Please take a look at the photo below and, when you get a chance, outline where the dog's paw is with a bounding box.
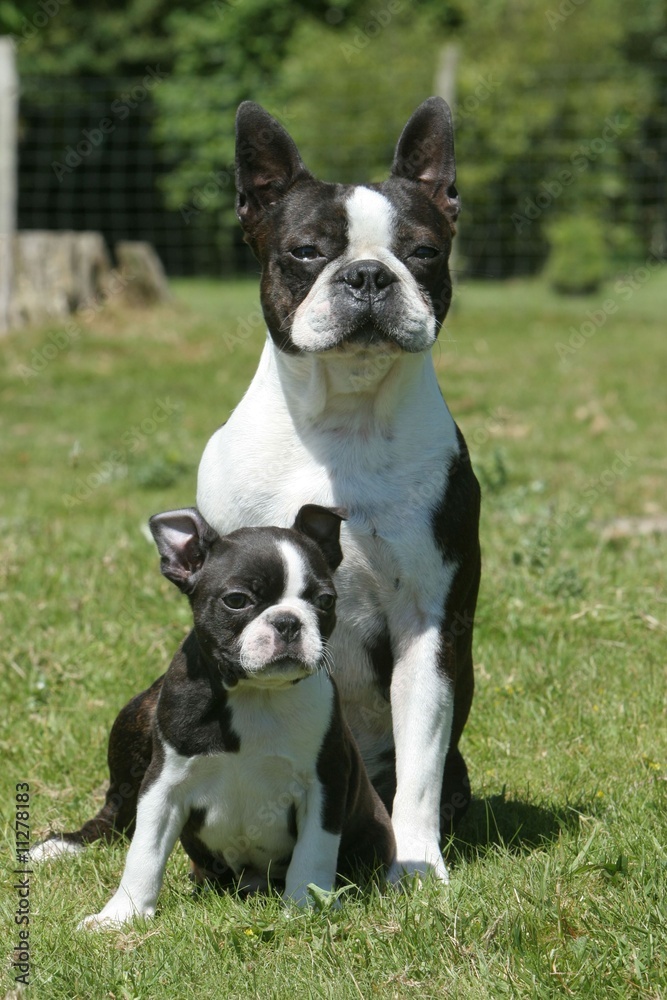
[305,883,348,911]
[30,838,84,863]
[282,884,317,909]
[388,834,449,889]
[77,903,154,931]
[283,878,342,910]
[77,913,124,932]
[388,859,450,890]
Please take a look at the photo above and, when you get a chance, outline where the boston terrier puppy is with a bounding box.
[34,505,395,927]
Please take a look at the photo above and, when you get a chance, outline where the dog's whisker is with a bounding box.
[319,643,336,679]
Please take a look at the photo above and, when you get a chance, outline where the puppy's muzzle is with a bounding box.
[270,611,302,645]
[238,603,322,686]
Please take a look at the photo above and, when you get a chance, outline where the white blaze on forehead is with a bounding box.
[238,538,322,678]
[346,186,395,260]
[277,539,307,600]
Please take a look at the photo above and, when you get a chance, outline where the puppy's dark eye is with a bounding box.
[314,593,335,612]
[412,246,439,259]
[223,592,251,610]
[291,245,320,261]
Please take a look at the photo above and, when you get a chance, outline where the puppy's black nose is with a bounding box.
[341,259,396,293]
[272,612,302,643]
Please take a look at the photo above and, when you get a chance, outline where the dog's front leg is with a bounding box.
[388,624,452,885]
[283,783,341,907]
[79,780,185,929]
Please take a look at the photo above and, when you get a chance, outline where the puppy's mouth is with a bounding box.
[239,655,319,689]
[268,653,316,677]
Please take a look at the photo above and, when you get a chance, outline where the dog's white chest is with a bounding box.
[190,753,301,876]
[198,341,456,542]
[166,676,334,877]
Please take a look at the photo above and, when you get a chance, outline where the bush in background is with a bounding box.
[545,215,609,295]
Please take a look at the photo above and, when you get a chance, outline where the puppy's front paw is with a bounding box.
[77,903,154,931]
[78,913,124,932]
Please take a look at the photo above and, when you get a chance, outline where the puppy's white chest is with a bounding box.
[190,753,303,875]
[174,677,334,876]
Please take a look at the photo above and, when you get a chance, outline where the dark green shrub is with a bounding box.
[545,215,609,295]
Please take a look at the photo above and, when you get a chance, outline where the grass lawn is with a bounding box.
[1,271,666,998]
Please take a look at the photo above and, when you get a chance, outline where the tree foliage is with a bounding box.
[5,0,666,277]
[450,0,661,276]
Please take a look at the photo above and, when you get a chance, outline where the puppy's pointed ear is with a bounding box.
[149,508,218,592]
[293,504,347,572]
[390,96,460,225]
[235,102,313,233]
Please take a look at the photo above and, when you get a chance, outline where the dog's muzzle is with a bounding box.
[331,259,402,348]
[339,259,397,296]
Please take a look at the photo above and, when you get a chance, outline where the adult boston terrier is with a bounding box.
[34,504,395,927]
[35,99,480,890]
[196,98,481,884]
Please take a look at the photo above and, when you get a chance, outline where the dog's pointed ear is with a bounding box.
[390,96,460,225]
[149,508,218,592]
[235,102,312,233]
[293,504,347,572]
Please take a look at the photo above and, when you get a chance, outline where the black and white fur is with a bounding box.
[196,98,481,883]
[58,505,394,928]
[34,99,480,891]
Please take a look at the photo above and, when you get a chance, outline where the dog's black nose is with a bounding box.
[272,612,302,643]
[341,259,396,293]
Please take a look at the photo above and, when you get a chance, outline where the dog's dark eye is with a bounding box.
[223,592,251,610]
[314,593,335,612]
[291,245,320,261]
[412,246,439,259]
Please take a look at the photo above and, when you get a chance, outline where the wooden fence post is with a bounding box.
[436,42,459,112]
[435,43,461,296]
[0,38,17,336]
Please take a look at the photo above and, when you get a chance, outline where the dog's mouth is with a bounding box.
[341,322,392,348]
[330,317,432,356]
[238,655,319,689]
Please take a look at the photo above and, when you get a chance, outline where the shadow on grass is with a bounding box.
[449,788,592,864]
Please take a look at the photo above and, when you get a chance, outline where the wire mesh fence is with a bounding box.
[17,69,667,278]
[18,77,240,277]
